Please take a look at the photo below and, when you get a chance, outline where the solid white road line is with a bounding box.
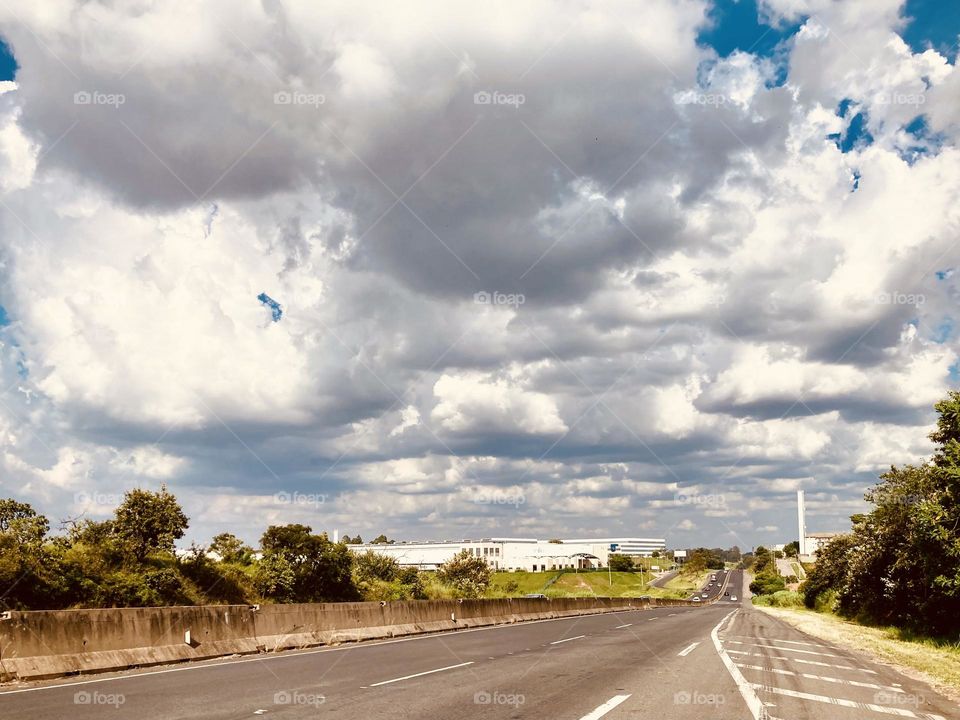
[578,694,632,720]
[734,663,902,692]
[550,635,586,645]
[749,684,946,720]
[711,610,767,720]
[678,642,700,657]
[725,649,878,673]
[369,661,475,687]
[725,641,841,657]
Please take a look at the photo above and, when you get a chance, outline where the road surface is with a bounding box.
[2,570,956,719]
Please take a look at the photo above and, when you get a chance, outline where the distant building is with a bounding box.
[803,532,842,557]
[347,536,666,571]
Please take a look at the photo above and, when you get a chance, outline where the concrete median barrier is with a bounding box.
[0,596,698,682]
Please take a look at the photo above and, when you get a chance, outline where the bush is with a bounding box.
[752,590,804,608]
[749,572,786,596]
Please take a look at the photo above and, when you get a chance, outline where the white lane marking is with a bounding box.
[550,635,587,645]
[725,640,841,657]
[727,635,819,647]
[711,610,766,720]
[578,694,632,720]
[0,608,652,696]
[678,642,700,657]
[749,684,946,720]
[668,613,677,616]
[647,617,658,621]
[734,663,902,691]
[369,661,474,687]
[725,649,877,673]
[616,623,633,628]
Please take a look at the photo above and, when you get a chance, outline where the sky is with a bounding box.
[0,0,958,551]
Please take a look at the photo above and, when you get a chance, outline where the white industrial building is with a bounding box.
[347,537,666,571]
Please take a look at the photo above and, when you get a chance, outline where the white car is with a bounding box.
[730,596,738,601]
[692,597,702,602]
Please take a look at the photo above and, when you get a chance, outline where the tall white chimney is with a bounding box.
[797,490,806,556]
[333,528,339,543]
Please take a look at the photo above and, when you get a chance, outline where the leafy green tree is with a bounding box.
[783,541,800,558]
[259,524,358,602]
[437,550,491,597]
[113,486,188,561]
[370,534,394,544]
[209,533,253,564]
[353,551,400,583]
[607,554,634,571]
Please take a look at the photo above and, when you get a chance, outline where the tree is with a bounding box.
[437,550,491,597]
[783,541,800,558]
[209,533,252,564]
[353,551,400,583]
[259,524,358,602]
[607,554,634,571]
[113,486,188,562]
[370,534,394,545]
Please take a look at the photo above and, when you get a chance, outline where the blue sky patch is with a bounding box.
[258,293,283,322]
[0,38,16,81]
[900,0,960,57]
[829,111,874,154]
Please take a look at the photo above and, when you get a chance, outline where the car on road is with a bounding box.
[730,596,737,601]
[692,597,701,602]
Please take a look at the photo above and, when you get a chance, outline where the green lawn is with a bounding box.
[483,566,693,600]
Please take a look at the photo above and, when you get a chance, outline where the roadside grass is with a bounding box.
[751,590,804,608]
[484,570,561,597]
[663,569,712,594]
[756,605,960,699]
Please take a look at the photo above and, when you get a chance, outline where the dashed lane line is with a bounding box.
[725,649,878,674]
[734,663,903,692]
[749,684,946,720]
[615,623,633,629]
[578,694,632,720]
[550,635,586,645]
[678,642,700,657]
[368,662,475,687]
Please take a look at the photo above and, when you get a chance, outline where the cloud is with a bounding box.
[0,1,956,548]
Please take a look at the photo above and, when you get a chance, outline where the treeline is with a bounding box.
[800,392,960,638]
[0,488,490,610]
[681,546,740,574]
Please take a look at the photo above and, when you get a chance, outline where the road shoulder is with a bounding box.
[755,605,960,703]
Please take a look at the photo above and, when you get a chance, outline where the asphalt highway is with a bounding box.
[2,570,957,719]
